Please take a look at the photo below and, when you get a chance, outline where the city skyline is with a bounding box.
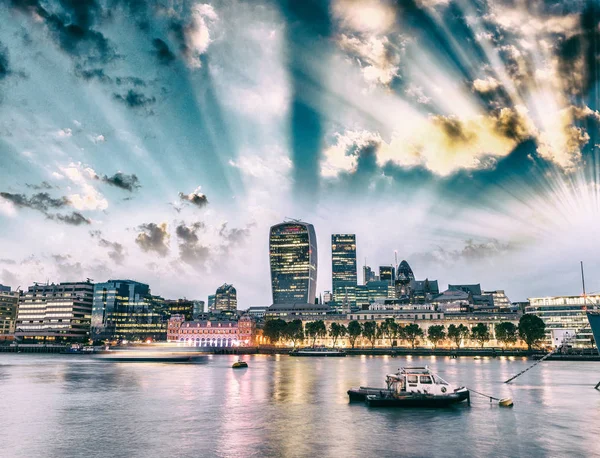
[1,0,600,306]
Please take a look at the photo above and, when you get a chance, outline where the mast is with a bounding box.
[581,261,587,304]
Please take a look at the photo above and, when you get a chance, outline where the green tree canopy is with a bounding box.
[401,323,424,349]
[518,314,546,351]
[347,320,362,348]
[471,323,490,348]
[380,318,399,347]
[427,325,446,349]
[284,320,304,348]
[329,322,347,347]
[495,322,518,347]
[447,324,470,349]
[262,318,287,344]
[305,320,327,347]
[362,321,379,349]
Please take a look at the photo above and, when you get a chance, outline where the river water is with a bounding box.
[2,354,600,458]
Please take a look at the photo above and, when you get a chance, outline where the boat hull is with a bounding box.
[347,387,393,402]
[365,389,470,408]
[587,312,600,355]
[289,351,346,357]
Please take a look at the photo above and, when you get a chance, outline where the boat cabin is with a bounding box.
[386,366,455,396]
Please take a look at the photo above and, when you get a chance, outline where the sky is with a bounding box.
[1,0,599,306]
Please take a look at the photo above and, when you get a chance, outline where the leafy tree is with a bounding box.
[347,320,362,349]
[495,322,518,347]
[362,321,378,349]
[518,314,546,351]
[284,320,304,348]
[329,322,347,347]
[402,323,424,349]
[305,320,327,347]
[379,318,399,347]
[447,324,470,349]
[427,325,446,349]
[471,323,490,348]
[262,318,287,344]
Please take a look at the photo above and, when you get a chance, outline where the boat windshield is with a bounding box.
[432,374,449,385]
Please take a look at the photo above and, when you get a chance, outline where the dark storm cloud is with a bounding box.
[113,89,156,108]
[75,66,112,83]
[175,222,210,267]
[0,42,10,80]
[178,188,208,208]
[151,38,175,65]
[0,259,17,265]
[412,238,516,266]
[101,172,140,192]
[279,0,332,201]
[50,211,91,226]
[115,76,145,87]
[0,191,69,212]
[90,230,125,264]
[25,181,54,190]
[218,222,254,246]
[9,0,116,64]
[135,222,170,256]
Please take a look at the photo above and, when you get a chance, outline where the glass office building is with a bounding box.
[331,234,357,307]
[91,280,169,342]
[269,221,318,304]
[379,266,395,282]
[215,284,237,311]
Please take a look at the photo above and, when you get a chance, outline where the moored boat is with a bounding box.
[289,347,346,357]
[349,366,470,408]
[232,360,248,368]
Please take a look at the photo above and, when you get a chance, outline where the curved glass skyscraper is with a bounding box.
[269,221,318,304]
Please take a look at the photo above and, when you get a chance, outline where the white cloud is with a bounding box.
[59,163,108,211]
[92,134,105,143]
[0,196,17,217]
[338,34,400,86]
[56,128,72,138]
[184,3,218,68]
[332,0,396,34]
[472,77,500,93]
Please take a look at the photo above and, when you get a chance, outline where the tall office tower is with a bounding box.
[379,265,395,282]
[215,283,237,311]
[91,280,169,342]
[331,234,357,307]
[15,281,95,343]
[208,294,216,311]
[0,288,19,341]
[269,221,318,304]
[363,265,376,285]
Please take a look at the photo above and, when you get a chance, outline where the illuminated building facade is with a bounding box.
[526,295,600,348]
[269,221,318,304]
[91,280,169,342]
[0,288,19,341]
[362,265,376,285]
[379,266,395,282]
[215,284,237,311]
[167,314,256,346]
[15,281,94,343]
[331,234,357,307]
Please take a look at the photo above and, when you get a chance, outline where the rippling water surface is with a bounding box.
[2,354,600,458]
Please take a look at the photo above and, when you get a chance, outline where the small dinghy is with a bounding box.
[349,366,470,408]
[232,360,248,369]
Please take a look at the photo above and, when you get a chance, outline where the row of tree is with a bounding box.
[262,314,546,350]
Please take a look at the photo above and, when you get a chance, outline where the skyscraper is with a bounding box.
[269,221,318,304]
[215,284,237,311]
[331,234,357,307]
[379,265,395,282]
[363,265,376,285]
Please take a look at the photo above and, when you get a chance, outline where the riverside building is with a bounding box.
[167,314,256,347]
[0,287,19,341]
[14,281,95,343]
[526,294,600,348]
[91,280,169,342]
[269,220,318,304]
[331,234,357,307]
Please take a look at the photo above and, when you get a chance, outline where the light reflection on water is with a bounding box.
[2,354,600,458]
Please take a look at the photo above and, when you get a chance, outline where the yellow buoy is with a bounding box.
[499,398,513,407]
